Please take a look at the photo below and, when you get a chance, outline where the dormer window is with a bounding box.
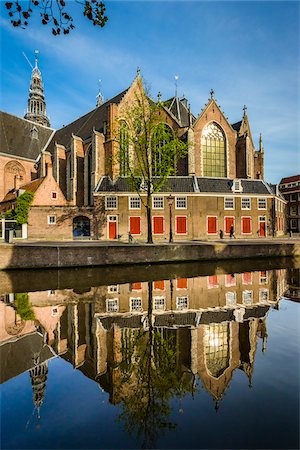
[31,126,38,140]
[232,179,243,193]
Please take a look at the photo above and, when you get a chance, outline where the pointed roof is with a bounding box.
[193,95,235,132]
[163,96,196,127]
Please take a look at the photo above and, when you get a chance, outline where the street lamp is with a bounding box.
[167,195,174,243]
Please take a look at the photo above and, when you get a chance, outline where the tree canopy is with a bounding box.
[5,1,108,35]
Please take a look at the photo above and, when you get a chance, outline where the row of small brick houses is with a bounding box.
[1,172,286,241]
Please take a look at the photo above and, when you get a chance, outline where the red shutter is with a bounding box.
[154,280,164,290]
[176,216,187,234]
[153,216,164,234]
[242,217,251,234]
[207,216,217,234]
[177,278,187,289]
[225,217,234,234]
[130,217,141,235]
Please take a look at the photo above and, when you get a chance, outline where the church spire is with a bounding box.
[259,133,264,152]
[24,50,50,127]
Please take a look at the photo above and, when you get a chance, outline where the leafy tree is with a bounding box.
[5,191,34,225]
[113,79,188,243]
[4,0,108,35]
[15,293,35,320]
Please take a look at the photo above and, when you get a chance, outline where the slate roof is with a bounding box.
[279,174,300,185]
[96,176,273,195]
[0,111,54,161]
[164,96,196,127]
[47,88,129,151]
[231,120,242,132]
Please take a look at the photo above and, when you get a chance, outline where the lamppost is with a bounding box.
[167,195,174,243]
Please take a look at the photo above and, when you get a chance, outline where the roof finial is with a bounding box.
[96,79,104,107]
[34,49,39,68]
[174,74,179,97]
[243,104,247,117]
[259,133,263,152]
[137,66,141,76]
[210,88,215,99]
[157,91,162,103]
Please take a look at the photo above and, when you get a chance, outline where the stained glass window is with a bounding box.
[202,122,226,177]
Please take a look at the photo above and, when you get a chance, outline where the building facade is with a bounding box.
[279,175,300,233]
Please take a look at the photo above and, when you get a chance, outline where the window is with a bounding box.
[153,280,165,290]
[259,289,269,302]
[224,217,235,235]
[48,215,56,225]
[291,219,297,229]
[106,299,119,312]
[207,216,217,235]
[130,297,142,312]
[176,278,188,289]
[51,191,57,199]
[129,216,141,235]
[51,307,59,317]
[290,193,297,202]
[207,275,218,289]
[226,292,237,306]
[152,124,174,176]
[105,196,117,210]
[259,271,268,284]
[241,198,251,210]
[176,296,189,310]
[153,196,164,209]
[225,274,236,287]
[290,205,297,216]
[153,296,165,311]
[224,197,234,210]
[107,285,119,293]
[175,216,187,234]
[258,198,267,209]
[153,216,164,235]
[241,217,252,234]
[243,290,253,305]
[176,196,187,209]
[202,122,226,177]
[232,179,243,193]
[129,197,141,209]
[242,272,253,285]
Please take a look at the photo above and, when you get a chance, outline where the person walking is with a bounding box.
[219,229,224,239]
[229,225,236,239]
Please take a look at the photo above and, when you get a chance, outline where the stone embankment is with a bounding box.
[0,239,299,270]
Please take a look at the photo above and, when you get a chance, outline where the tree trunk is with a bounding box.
[146,197,153,244]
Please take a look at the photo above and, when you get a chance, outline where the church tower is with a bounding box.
[24,50,50,127]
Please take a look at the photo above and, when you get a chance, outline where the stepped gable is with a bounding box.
[0,111,53,161]
[48,88,129,151]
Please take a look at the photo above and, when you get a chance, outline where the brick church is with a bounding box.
[0,55,286,240]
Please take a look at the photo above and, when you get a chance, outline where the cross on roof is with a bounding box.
[243,104,247,115]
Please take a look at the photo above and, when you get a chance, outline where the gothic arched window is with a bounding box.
[203,322,230,378]
[202,122,226,177]
[119,120,129,176]
[152,123,174,176]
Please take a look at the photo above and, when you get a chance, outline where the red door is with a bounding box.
[259,218,266,237]
[225,217,234,235]
[108,220,117,239]
[130,216,141,235]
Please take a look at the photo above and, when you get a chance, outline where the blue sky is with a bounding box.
[0,1,299,183]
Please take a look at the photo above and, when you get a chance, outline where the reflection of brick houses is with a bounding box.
[0,59,286,240]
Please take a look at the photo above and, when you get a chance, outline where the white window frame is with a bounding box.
[232,179,243,193]
[259,271,268,284]
[51,306,59,317]
[153,296,165,311]
[258,198,267,210]
[106,298,119,313]
[259,289,269,303]
[152,196,164,209]
[129,196,141,210]
[107,285,119,293]
[226,291,237,307]
[175,196,187,209]
[130,297,143,312]
[242,272,253,285]
[242,290,253,305]
[225,274,236,287]
[105,196,118,210]
[224,197,235,210]
[176,296,189,310]
[241,197,251,210]
[48,215,56,225]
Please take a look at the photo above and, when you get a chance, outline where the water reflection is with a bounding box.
[0,266,298,449]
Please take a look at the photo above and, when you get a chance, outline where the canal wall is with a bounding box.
[0,240,299,270]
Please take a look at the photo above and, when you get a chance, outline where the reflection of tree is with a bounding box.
[115,282,193,449]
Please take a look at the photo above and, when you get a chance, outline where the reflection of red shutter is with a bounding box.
[207,216,217,234]
[243,272,252,284]
[176,216,187,234]
[225,274,236,286]
[154,280,164,290]
[208,275,218,288]
[153,217,164,234]
[131,282,142,290]
[225,217,234,234]
[242,217,251,234]
[130,217,141,235]
[177,278,187,289]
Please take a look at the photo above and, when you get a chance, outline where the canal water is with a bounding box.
[1,259,299,449]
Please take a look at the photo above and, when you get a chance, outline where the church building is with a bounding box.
[0,57,286,241]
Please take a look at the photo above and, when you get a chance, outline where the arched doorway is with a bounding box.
[73,216,90,239]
